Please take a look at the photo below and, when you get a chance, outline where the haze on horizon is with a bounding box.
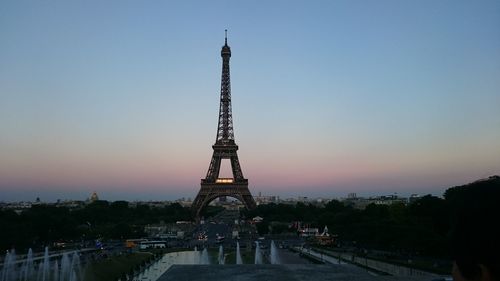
[1,1,499,202]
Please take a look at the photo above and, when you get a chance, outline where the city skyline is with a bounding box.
[1,1,500,202]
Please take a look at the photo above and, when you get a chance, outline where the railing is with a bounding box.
[295,247,444,278]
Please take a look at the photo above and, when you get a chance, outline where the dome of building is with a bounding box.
[90,192,99,202]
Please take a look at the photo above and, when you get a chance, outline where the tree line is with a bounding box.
[1,175,498,258]
[0,201,191,252]
[242,176,500,258]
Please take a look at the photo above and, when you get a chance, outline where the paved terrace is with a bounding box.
[157,264,435,281]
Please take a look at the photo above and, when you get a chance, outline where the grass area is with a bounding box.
[84,252,154,281]
[83,247,263,281]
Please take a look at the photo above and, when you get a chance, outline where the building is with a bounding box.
[89,192,99,202]
[254,193,279,205]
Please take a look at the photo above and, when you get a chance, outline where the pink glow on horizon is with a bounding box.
[1,128,499,197]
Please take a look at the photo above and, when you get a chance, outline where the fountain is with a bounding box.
[52,260,58,281]
[236,242,243,264]
[218,246,225,265]
[22,248,35,281]
[136,250,211,280]
[270,240,281,264]
[254,242,263,264]
[71,251,83,281]
[35,261,42,281]
[193,247,199,264]
[1,249,16,281]
[69,270,77,281]
[41,247,49,281]
[200,248,210,265]
[60,252,70,280]
[0,247,83,281]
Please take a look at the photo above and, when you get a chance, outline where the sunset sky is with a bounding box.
[1,1,499,201]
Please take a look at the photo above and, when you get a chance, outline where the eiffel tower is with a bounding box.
[192,31,256,218]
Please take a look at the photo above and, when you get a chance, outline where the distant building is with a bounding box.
[144,222,194,239]
[0,201,33,212]
[370,195,407,206]
[209,197,244,210]
[89,192,99,202]
[55,200,85,209]
[342,194,409,209]
[409,194,420,204]
[297,196,309,203]
[255,194,279,205]
[175,198,192,207]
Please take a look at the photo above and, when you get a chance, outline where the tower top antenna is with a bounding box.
[225,29,228,45]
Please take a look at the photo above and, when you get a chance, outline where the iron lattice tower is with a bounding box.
[192,31,256,218]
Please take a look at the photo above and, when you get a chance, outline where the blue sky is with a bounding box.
[1,0,499,201]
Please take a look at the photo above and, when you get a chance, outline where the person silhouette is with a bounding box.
[450,185,499,281]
